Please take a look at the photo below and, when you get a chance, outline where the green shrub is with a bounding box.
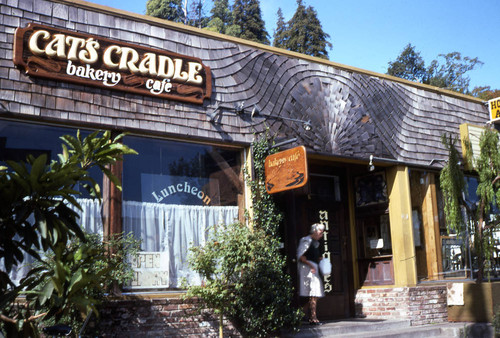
[186,222,301,337]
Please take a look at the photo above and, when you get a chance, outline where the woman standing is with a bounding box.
[297,223,325,325]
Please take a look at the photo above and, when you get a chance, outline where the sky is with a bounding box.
[88,0,499,91]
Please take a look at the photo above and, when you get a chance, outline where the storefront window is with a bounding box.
[0,119,103,284]
[122,136,242,290]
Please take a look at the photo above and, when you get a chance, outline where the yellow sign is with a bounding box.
[489,97,500,122]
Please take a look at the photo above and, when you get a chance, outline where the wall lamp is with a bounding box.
[207,102,313,131]
[368,155,375,172]
[207,102,246,122]
[206,102,222,123]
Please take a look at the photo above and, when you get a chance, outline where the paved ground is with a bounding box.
[281,319,494,337]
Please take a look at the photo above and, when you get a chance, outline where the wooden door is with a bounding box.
[284,171,353,319]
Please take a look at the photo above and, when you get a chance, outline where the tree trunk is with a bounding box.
[477,214,484,284]
[219,313,223,338]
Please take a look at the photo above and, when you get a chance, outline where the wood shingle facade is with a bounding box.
[1,0,493,331]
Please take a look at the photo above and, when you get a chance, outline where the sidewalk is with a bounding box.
[281,318,494,337]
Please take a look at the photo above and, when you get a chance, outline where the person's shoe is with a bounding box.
[308,319,322,325]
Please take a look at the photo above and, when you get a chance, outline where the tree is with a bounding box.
[232,0,270,45]
[387,44,427,82]
[146,0,185,23]
[387,44,484,95]
[440,127,500,283]
[208,0,232,28]
[205,0,240,36]
[273,0,332,59]
[272,8,288,49]
[185,0,209,28]
[0,130,137,336]
[470,86,500,101]
[424,52,483,94]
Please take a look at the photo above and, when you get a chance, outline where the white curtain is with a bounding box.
[123,201,239,288]
[6,198,103,285]
[6,199,238,289]
[75,198,104,236]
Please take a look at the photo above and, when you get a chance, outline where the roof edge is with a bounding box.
[58,0,487,105]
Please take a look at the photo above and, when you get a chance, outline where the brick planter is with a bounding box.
[354,285,448,326]
[85,297,241,337]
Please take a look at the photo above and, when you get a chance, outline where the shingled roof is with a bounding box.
[0,0,489,169]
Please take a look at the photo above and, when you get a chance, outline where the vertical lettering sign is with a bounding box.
[319,210,333,293]
[264,146,308,194]
[13,23,212,104]
[489,97,500,123]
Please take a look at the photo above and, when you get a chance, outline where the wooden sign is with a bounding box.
[13,23,212,104]
[264,146,308,194]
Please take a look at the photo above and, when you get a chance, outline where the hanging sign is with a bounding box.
[13,23,212,104]
[489,97,500,123]
[264,146,308,194]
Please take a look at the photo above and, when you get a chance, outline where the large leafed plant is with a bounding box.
[0,130,138,336]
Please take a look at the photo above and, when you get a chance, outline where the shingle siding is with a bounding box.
[0,0,489,165]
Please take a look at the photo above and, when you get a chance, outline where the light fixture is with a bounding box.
[368,155,375,172]
[0,101,8,113]
[303,120,312,131]
[207,102,222,123]
[234,101,245,115]
[251,104,260,118]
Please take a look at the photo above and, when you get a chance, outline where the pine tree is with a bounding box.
[233,0,270,45]
[206,0,240,36]
[274,0,332,59]
[303,4,331,59]
[272,8,288,49]
[146,0,184,23]
[186,0,209,28]
[210,0,232,26]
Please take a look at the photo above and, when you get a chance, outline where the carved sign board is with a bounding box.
[264,146,308,194]
[13,23,212,104]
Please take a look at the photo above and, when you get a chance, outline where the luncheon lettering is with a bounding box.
[28,29,204,85]
[151,181,211,205]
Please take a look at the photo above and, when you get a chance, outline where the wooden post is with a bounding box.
[102,160,123,239]
[386,166,417,286]
[421,173,443,280]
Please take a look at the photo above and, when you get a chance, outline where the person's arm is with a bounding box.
[299,255,316,273]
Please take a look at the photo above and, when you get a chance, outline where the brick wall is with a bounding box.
[354,285,448,326]
[86,297,241,337]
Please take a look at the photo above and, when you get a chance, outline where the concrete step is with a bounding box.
[283,319,411,337]
[282,319,494,338]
